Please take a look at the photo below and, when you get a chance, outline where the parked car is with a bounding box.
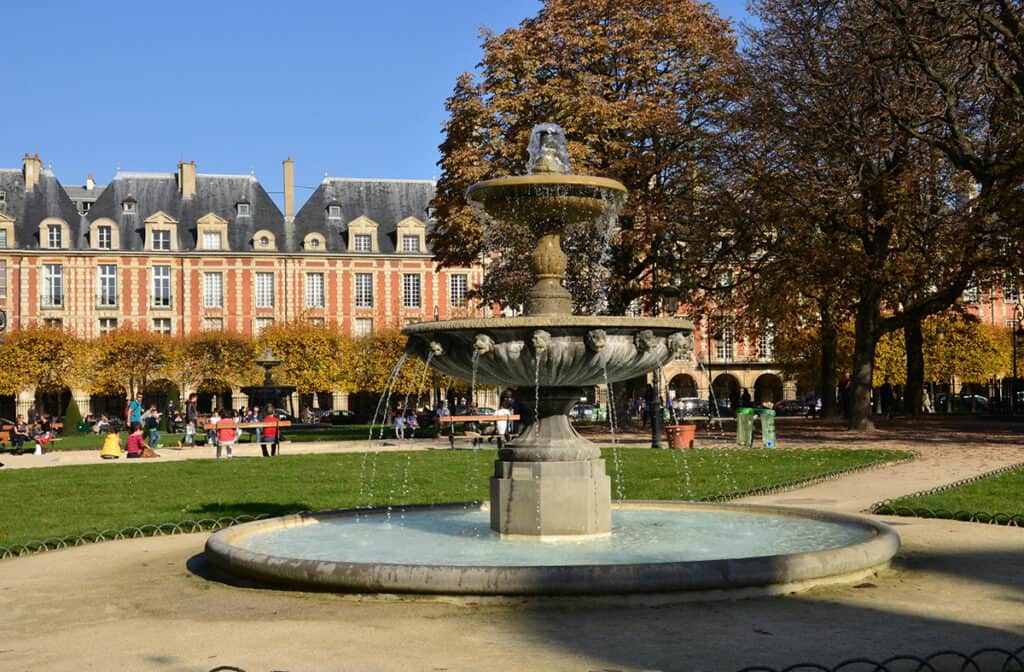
[570,403,597,421]
[268,408,296,422]
[671,397,709,418]
[773,399,812,416]
[318,409,359,425]
[476,407,496,416]
[934,393,988,413]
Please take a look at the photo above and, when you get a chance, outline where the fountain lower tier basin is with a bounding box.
[205,502,899,596]
[402,316,694,387]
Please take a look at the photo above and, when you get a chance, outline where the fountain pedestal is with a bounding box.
[491,459,611,537]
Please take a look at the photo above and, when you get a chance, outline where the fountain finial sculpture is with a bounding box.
[527,123,572,175]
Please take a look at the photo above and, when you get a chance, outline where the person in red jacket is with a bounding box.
[215,409,239,459]
[260,403,280,457]
[125,422,151,459]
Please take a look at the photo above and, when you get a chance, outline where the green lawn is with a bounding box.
[876,468,1024,521]
[0,448,908,550]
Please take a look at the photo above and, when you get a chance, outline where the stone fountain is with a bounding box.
[204,124,899,596]
[403,123,692,538]
[240,347,296,409]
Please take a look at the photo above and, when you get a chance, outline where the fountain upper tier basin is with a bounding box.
[466,174,628,225]
[402,316,694,388]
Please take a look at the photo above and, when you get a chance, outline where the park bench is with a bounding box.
[200,420,292,451]
[0,422,62,452]
[438,414,520,449]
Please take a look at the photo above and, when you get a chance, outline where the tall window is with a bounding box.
[43,264,63,307]
[203,231,223,250]
[402,235,420,252]
[255,272,275,308]
[402,273,421,308]
[353,233,372,252]
[450,274,468,308]
[152,229,171,251]
[255,317,274,334]
[95,225,111,250]
[97,265,117,307]
[354,273,373,308]
[757,330,775,361]
[354,317,373,337]
[152,318,172,335]
[305,272,325,308]
[202,317,223,331]
[152,266,171,308]
[1005,282,1020,303]
[0,229,8,248]
[715,327,734,362]
[203,272,223,308]
[47,224,62,248]
[0,260,6,299]
[98,318,117,334]
[963,282,981,303]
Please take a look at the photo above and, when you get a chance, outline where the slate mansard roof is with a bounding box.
[293,178,436,253]
[85,172,285,252]
[0,169,83,249]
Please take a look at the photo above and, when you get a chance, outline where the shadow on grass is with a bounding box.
[186,501,313,518]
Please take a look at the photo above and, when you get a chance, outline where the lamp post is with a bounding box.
[1013,304,1024,414]
[650,286,681,449]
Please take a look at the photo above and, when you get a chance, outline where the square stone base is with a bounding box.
[490,459,612,537]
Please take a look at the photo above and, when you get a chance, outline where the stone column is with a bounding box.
[331,391,349,411]
[783,380,797,401]
[231,387,248,412]
[71,388,92,417]
[16,388,35,419]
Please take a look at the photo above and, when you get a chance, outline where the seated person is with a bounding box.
[125,422,151,459]
[32,413,52,455]
[11,415,30,455]
[99,428,121,459]
[92,414,111,434]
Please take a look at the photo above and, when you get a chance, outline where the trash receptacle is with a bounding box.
[755,408,777,448]
[736,408,755,448]
[665,424,696,450]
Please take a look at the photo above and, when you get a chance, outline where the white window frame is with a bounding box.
[98,317,118,335]
[1004,282,1020,303]
[402,273,421,309]
[354,317,373,337]
[152,229,171,251]
[255,317,274,335]
[0,229,8,249]
[305,272,325,308]
[122,200,136,213]
[255,272,275,308]
[450,274,468,308]
[152,318,172,335]
[97,264,117,307]
[327,205,342,219]
[353,233,372,252]
[43,264,63,308]
[236,202,251,216]
[715,327,734,362]
[203,272,224,308]
[97,225,112,250]
[152,265,172,308]
[202,231,223,251]
[202,317,224,331]
[354,273,373,308]
[402,234,421,252]
[47,224,62,248]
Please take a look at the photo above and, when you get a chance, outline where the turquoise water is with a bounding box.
[235,508,872,567]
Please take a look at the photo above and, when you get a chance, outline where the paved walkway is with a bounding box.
[1,419,1022,671]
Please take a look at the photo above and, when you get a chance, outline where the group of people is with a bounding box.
[431,398,515,449]
[3,412,56,457]
[203,404,282,458]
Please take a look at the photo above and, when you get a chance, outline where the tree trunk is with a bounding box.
[849,299,881,430]
[904,320,924,417]
[819,305,839,418]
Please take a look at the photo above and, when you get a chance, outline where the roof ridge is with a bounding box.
[115,172,174,179]
[325,177,435,185]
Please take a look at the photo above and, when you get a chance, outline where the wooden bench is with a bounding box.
[200,420,292,450]
[438,414,520,449]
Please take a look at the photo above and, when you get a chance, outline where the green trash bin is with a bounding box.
[756,408,777,449]
[736,407,756,448]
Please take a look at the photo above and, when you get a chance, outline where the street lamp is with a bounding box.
[1012,304,1024,414]
[650,286,681,449]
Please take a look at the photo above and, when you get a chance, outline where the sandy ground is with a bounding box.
[1,417,1022,672]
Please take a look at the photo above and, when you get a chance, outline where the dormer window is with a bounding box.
[309,238,320,249]
[327,205,342,219]
[303,232,326,250]
[0,190,6,203]
[196,212,230,251]
[260,236,270,246]
[236,202,251,217]
[402,234,421,252]
[203,231,223,250]
[122,199,136,213]
[353,234,372,251]
[252,229,277,251]
[47,225,62,248]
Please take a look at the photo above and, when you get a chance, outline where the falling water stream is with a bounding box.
[602,364,626,501]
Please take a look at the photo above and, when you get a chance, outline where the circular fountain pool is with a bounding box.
[205,502,899,596]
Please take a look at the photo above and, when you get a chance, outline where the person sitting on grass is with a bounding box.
[125,422,151,459]
[100,426,122,459]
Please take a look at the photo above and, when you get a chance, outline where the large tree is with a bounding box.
[430,0,740,313]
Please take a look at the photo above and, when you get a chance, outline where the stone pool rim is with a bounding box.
[203,501,900,596]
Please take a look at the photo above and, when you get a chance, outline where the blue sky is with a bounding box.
[6,0,750,205]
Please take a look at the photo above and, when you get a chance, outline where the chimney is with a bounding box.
[23,153,43,191]
[283,157,295,219]
[86,173,95,191]
[178,160,196,198]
